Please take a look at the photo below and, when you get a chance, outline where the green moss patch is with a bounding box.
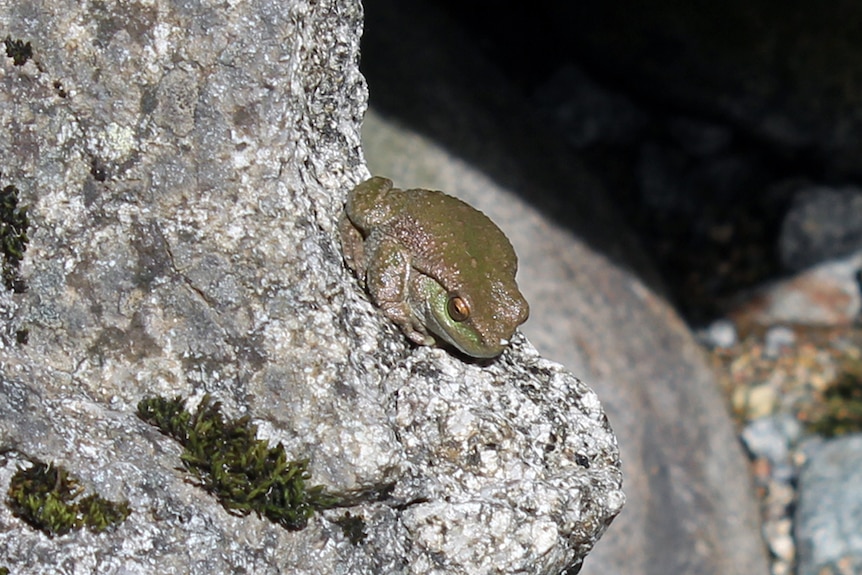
[0,180,29,292]
[6,460,131,537]
[334,511,367,545]
[3,36,32,66]
[137,395,339,531]
[805,357,862,437]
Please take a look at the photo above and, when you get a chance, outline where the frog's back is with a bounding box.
[384,188,519,291]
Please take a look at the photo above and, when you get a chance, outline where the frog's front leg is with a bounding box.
[364,235,435,347]
[338,213,366,274]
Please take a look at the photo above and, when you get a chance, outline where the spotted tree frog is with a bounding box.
[340,176,529,358]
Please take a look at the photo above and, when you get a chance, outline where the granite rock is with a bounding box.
[0,1,622,573]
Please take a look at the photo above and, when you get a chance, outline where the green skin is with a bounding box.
[340,176,529,358]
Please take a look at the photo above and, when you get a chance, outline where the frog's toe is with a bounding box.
[401,318,434,346]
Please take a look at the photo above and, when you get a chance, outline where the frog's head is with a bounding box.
[422,277,529,358]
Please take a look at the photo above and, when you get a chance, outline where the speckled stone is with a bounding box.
[0,1,623,573]
[796,434,862,575]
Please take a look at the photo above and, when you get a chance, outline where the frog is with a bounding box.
[339,176,529,358]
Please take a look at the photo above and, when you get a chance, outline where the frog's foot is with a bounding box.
[404,325,436,347]
[378,301,435,347]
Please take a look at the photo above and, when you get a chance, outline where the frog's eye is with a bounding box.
[447,294,470,322]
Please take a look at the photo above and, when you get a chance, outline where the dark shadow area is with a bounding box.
[360,0,668,299]
[361,0,859,324]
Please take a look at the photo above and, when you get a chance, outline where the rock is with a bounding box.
[741,414,801,483]
[636,142,695,213]
[361,1,771,574]
[735,384,779,420]
[729,252,862,327]
[634,139,761,224]
[0,1,622,574]
[667,117,733,158]
[764,518,795,563]
[796,434,862,575]
[742,415,796,468]
[697,318,738,349]
[780,186,862,273]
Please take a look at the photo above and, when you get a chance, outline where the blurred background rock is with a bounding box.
[361,2,862,574]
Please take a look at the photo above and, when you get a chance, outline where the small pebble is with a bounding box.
[742,415,793,464]
[698,318,738,348]
[764,326,796,358]
[763,481,796,520]
[764,518,795,562]
[742,384,779,419]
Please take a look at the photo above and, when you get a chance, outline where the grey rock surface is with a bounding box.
[729,252,862,327]
[0,1,622,573]
[741,414,800,484]
[361,1,770,574]
[796,434,862,575]
[780,186,862,273]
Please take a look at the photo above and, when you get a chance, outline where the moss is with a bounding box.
[90,159,108,182]
[6,460,131,537]
[137,395,340,531]
[3,36,32,66]
[806,357,862,437]
[0,180,29,293]
[79,493,132,533]
[334,511,367,545]
[53,80,68,98]
[7,462,80,537]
